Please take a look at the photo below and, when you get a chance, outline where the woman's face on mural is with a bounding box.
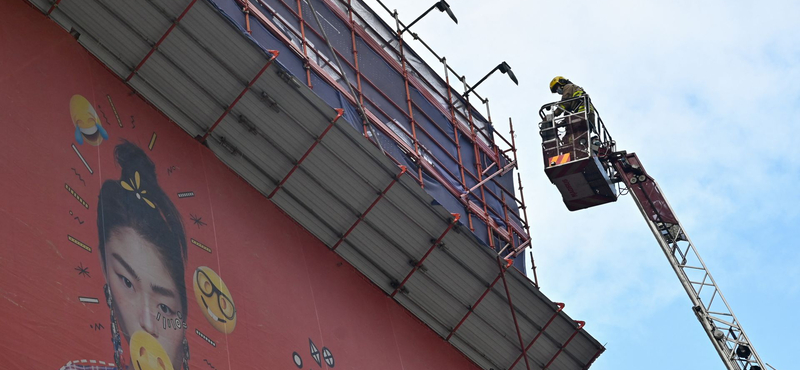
[104,227,184,369]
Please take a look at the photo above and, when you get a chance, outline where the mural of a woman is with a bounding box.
[64,141,190,370]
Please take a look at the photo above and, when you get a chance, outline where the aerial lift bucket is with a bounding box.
[545,153,617,211]
[539,98,617,211]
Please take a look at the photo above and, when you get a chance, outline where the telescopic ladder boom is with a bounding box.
[538,96,767,370]
[612,152,765,370]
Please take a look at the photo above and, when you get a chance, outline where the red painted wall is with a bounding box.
[0,2,480,369]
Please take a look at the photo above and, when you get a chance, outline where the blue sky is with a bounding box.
[367,0,799,368]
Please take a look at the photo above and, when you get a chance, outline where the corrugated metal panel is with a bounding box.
[28,0,49,12]
[35,1,606,368]
[60,1,152,67]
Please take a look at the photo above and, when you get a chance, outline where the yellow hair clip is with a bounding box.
[120,171,156,209]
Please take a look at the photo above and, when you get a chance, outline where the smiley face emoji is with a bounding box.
[129,330,174,370]
[193,266,236,333]
[69,94,108,146]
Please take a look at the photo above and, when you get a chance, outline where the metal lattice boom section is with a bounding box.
[614,152,765,370]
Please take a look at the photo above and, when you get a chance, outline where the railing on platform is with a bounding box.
[538,95,616,178]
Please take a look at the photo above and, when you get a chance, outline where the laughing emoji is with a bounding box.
[70,94,108,146]
[193,266,237,334]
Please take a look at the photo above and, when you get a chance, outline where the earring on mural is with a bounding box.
[182,336,190,370]
[104,284,123,370]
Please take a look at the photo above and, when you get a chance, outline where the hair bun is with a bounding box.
[115,140,157,182]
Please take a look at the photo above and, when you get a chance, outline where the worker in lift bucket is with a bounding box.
[546,76,597,156]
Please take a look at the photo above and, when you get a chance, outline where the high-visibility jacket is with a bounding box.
[557,83,591,114]
[555,83,596,133]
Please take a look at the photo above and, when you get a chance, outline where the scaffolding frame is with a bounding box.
[229,3,573,368]
[241,0,531,264]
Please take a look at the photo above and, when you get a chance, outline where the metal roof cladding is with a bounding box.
[30,0,605,368]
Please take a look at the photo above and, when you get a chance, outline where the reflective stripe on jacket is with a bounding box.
[558,84,590,113]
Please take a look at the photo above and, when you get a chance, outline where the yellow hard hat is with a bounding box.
[549,76,566,93]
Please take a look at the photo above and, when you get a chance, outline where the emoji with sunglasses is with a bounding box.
[193,266,237,333]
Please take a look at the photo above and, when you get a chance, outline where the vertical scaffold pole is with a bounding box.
[346,0,369,138]
[443,57,474,233]
[480,98,496,249]
[306,0,383,154]
[516,171,536,286]
[484,101,514,253]
[501,191,514,252]
[393,12,424,188]
[243,0,251,34]
[510,117,534,282]
[296,0,313,87]
[461,78,493,249]
[516,172,531,237]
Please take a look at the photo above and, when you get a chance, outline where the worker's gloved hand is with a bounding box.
[544,107,555,121]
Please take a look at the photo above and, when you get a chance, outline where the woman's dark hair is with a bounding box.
[97,141,188,314]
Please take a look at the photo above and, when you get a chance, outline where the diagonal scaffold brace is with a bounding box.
[507,302,566,369]
[390,213,461,297]
[446,260,508,341]
[543,320,586,369]
[498,256,532,370]
[199,49,280,142]
[125,0,200,82]
[459,159,516,200]
[267,108,345,199]
[46,0,64,15]
[331,165,408,251]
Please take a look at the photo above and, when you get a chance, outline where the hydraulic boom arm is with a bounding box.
[611,151,765,370]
